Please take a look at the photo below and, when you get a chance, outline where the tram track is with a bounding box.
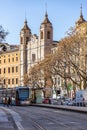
[27,110,78,130]
[29,117,47,130]
[12,106,80,130]
[12,107,48,130]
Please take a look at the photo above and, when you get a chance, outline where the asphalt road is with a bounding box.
[0,105,87,130]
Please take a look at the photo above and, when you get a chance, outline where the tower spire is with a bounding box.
[75,4,86,27]
[25,11,27,22]
[80,3,83,18]
[21,12,31,32]
[45,3,48,18]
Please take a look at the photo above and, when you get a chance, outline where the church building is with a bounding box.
[0,11,57,88]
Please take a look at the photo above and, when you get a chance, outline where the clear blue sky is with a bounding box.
[0,0,87,44]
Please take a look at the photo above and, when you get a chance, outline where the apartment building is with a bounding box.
[0,44,20,88]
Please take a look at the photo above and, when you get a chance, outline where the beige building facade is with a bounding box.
[0,44,20,88]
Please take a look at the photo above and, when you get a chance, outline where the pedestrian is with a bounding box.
[7,97,11,107]
[4,97,7,107]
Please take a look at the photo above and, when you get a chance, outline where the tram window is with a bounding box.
[16,91,19,100]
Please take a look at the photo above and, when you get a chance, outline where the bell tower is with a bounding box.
[75,4,86,27]
[20,19,31,86]
[39,11,53,59]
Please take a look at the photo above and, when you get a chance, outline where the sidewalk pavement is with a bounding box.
[0,107,14,130]
[32,104,87,113]
[0,106,24,130]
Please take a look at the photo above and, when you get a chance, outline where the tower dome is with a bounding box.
[75,4,86,27]
[21,19,31,33]
[41,12,52,26]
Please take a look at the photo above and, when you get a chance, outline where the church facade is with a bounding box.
[0,12,57,88]
[20,12,57,86]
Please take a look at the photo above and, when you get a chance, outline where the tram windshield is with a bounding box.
[18,88,29,100]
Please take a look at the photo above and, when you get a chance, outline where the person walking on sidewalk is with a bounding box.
[4,97,8,107]
[7,97,12,107]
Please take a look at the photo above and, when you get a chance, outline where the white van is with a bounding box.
[74,90,87,107]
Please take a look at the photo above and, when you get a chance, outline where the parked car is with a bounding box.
[50,98,58,105]
[51,96,66,105]
[43,96,65,105]
[42,98,51,104]
[58,96,65,105]
[62,98,75,106]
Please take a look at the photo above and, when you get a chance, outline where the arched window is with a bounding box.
[41,31,43,39]
[47,31,50,39]
[21,37,23,44]
[32,54,36,62]
[26,37,29,44]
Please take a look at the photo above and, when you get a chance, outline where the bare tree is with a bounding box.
[24,26,87,97]
[0,25,8,42]
[54,32,87,91]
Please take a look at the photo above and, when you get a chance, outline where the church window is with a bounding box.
[21,37,23,44]
[32,54,36,62]
[47,31,50,39]
[41,31,43,39]
[26,37,29,44]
